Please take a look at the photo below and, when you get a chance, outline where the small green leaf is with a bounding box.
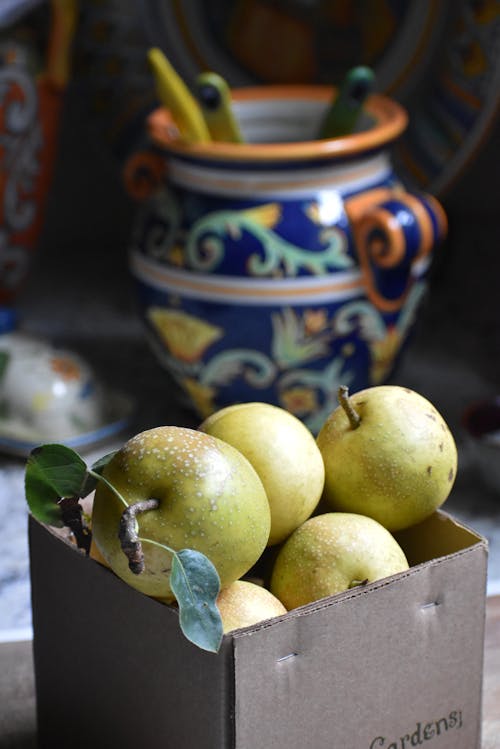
[90,451,117,475]
[25,444,89,526]
[170,549,223,653]
[0,351,9,382]
[79,450,118,497]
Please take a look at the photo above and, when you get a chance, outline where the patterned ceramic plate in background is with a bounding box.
[135,0,500,196]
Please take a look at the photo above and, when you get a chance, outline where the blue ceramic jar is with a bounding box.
[129,86,446,433]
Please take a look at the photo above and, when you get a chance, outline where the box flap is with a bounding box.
[394,510,487,566]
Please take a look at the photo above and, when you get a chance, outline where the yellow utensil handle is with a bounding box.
[148,48,210,144]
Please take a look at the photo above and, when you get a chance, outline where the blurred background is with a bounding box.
[1,0,499,638]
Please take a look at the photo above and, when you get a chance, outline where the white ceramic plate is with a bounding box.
[0,391,134,458]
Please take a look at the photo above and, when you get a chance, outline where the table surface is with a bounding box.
[483,595,500,748]
[0,596,499,748]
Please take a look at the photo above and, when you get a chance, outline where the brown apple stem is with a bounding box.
[338,385,361,429]
[59,496,91,555]
[349,578,369,589]
[118,499,160,575]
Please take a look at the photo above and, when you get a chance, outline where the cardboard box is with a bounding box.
[29,510,488,749]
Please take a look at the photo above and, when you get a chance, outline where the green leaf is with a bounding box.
[79,450,118,497]
[25,444,89,526]
[90,450,117,475]
[0,351,9,382]
[170,549,223,653]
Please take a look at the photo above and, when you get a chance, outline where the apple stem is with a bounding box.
[59,496,91,555]
[118,499,160,574]
[338,385,361,429]
[349,578,369,589]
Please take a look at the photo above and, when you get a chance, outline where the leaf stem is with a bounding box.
[88,469,129,508]
[139,535,175,556]
[138,535,176,577]
[338,385,361,429]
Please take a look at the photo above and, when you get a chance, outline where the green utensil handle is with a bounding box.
[319,66,375,139]
[196,71,243,143]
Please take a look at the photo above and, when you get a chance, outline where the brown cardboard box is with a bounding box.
[29,510,488,749]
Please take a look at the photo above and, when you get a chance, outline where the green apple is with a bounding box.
[199,402,325,545]
[216,580,286,632]
[270,512,409,610]
[316,386,458,531]
[91,426,271,602]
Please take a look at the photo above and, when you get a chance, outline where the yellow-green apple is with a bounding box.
[89,537,109,568]
[199,402,325,545]
[91,426,271,601]
[316,385,458,531]
[270,512,409,610]
[216,580,286,632]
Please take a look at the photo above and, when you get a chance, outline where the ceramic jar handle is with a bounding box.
[347,189,447,312]
[122,150,167,201]
[122,108,181,200]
